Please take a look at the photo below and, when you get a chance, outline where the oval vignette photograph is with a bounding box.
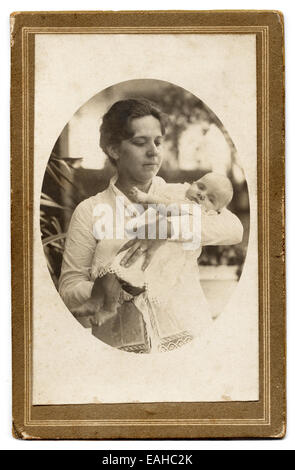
[40,79,249,354]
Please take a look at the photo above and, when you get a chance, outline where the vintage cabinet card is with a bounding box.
[11,10,285,439]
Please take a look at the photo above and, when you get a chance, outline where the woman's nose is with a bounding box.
[146,144,158,157]
[198,192,205,201]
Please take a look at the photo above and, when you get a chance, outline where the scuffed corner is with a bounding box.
[10,16,16,47]
[12,420,41,440]
[12,420,24,440]
[271,420,286,439]
[10,11,25,47]
[274,10,285,30]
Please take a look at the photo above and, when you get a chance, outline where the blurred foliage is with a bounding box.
[198,245,247,280]
[40,154,115,287]
[143,84,237,165]
[40,155,83,288]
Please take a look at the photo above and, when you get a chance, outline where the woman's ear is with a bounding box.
[107,145,120,161]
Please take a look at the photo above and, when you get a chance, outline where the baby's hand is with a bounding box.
[128,187,138,200]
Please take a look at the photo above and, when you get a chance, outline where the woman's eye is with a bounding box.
[155,140,162,147]
[132,140,145,146]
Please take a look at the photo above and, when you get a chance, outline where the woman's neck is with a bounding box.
[115,175,152,194]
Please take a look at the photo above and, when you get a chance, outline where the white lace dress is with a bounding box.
[59,175,243,353]
[90,182,212,353]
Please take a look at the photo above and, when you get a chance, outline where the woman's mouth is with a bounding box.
[143,163,159,169]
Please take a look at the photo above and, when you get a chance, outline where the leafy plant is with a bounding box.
[40,154,80,288]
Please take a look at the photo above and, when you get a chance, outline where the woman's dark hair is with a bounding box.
[99,98,169,164]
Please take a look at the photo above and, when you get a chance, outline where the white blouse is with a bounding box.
[59,176,243,311]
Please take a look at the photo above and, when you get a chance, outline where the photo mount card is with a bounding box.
[11,10,285,440]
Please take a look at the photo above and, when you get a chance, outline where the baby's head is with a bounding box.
[186,172,233,212]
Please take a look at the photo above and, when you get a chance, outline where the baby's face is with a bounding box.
[186,175,228,212]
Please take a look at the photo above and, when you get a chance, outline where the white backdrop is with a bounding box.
[33,33,258,405]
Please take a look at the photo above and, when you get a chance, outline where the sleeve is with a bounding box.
[142,177,243,248]
[157,182,189,201]
[58,199,97,310]
[200,208,244,246]
[169,207,243,248]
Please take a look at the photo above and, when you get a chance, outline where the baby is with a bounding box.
[72,172,233,327]
[129,171,233,215]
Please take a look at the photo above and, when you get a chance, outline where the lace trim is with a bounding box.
[91,263,114,280]
[92,263,148,291]
[119,314,151,354]
[158,331,194,353]
[119,331,193,354]
[119,343,150,353]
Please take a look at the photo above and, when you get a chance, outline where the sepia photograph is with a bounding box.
[11,10,285,439]
[42,79,249,354]
[33,32,257,406]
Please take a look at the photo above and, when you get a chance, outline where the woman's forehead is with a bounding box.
[129,115,162,136]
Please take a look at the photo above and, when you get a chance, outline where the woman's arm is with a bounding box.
[200,208,244,246]
[119,208,243,269]
[169,208,244,245]
[130,205,243,246]
[58,200,97,310]
[129,182,243,246]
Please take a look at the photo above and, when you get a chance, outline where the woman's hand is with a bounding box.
[118,238,166,271]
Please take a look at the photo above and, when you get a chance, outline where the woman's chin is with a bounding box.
[141,165,159,178]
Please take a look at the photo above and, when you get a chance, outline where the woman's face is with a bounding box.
[114,115,164,185]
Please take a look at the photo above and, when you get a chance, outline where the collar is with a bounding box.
[109,175,141,217]
[108,175,163,217]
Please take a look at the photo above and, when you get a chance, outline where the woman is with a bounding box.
[59,98,243,353]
